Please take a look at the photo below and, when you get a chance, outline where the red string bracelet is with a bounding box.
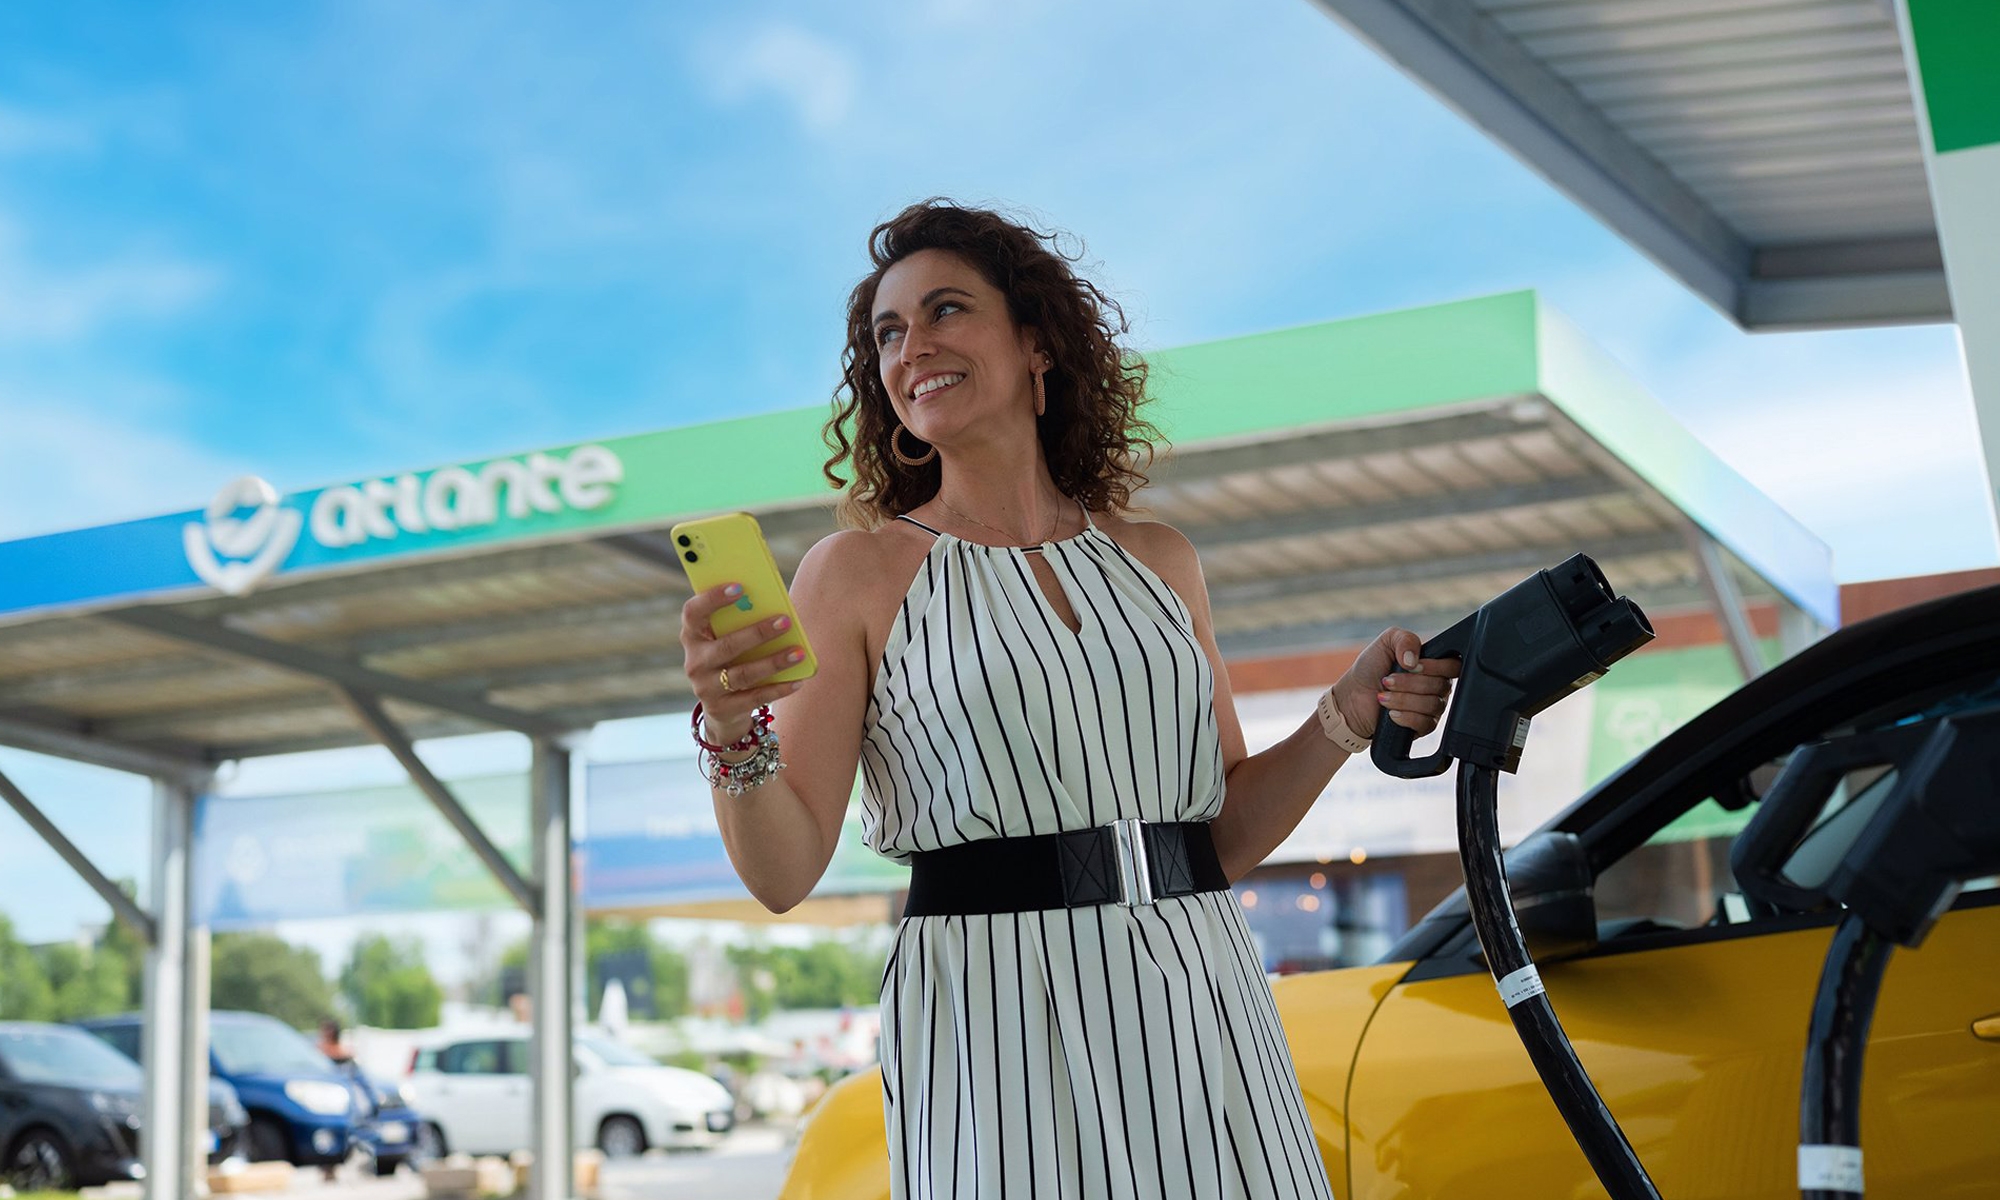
[691,703,773,753]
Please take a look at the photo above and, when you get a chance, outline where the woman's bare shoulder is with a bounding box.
[1094,511,1199,571]
[800,520,927,571]
[795,520,935,607]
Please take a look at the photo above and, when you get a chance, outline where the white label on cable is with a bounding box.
[1498,964,1546,1008]
[1798,1145,1864,1192]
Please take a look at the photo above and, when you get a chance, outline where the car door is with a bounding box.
[430,1040,529,1155]
[493,1040,532,1152]
[1347,897,1999,1198]
[1344,712,2000,1197]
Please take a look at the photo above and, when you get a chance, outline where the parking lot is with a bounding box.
[159,1127,791,1200]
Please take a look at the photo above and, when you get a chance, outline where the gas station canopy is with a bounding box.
[1310,0,1947,330]
[0,290,1832,771]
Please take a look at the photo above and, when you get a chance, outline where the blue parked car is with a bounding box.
[78,1011,359,1170]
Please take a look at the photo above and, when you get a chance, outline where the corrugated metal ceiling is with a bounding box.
[1309,0,1947,328]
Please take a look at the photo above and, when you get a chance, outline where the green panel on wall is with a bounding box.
[1908,0,2000,154]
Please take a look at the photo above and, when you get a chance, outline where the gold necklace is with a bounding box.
[933,493,1066,547]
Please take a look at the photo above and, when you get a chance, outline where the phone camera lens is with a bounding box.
[683,550,699,564]
[676,535,692,547]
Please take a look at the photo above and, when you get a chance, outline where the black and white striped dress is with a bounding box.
[859,510,1337,1200]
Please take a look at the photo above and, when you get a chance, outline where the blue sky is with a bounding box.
[2,0,1996,951]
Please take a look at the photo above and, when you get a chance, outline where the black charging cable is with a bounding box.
[1458,763,1663,1200]
[1798,914,1890,1200]
[1374,554,1660,1200]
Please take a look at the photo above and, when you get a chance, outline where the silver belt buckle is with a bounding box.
[1111,818,1155,907]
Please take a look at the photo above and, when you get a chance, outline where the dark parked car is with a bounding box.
[79,1011,359,1169]
[0,1022,245,1191]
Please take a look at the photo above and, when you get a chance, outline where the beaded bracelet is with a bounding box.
[690,702,771,753]
[702,721,784,796]
[692,703,783,796]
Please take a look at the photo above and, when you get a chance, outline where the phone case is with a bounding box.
[669,512,818,685]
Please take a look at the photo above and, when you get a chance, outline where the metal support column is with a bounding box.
[1684,524,1765,681]
[528,739,575,1200]
[1778,597,1834,659]
[142,773,209,1200]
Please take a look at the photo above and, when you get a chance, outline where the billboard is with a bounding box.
[197,773,530,928]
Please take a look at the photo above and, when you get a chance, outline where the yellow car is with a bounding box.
[780,586,2000,1200]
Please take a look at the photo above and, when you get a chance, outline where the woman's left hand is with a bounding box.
[1334,627,1461,738]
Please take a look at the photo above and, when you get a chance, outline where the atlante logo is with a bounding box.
[182,476,305,597]
[181,446,625,597]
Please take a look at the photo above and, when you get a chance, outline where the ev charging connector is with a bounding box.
[1371,553,1661,1200]
[1373,554,1654,778]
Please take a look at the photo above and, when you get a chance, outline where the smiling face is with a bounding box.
[871,248,1040,450]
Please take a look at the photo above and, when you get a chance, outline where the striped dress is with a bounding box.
[858,510,1337,1200]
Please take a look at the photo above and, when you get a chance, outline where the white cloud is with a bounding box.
[0,213,220,345]
[0,398,255,539]
[0,104,94,157]
[698,22,859,133]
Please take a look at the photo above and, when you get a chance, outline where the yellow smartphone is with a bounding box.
[669,512,818,685]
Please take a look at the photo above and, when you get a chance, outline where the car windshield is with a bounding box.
[0,1026,144,1089]
[211,1018,334,1076]
[577,1036,655,1068]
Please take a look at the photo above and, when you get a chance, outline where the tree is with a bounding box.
[95,882,147,1013]
[0,915,55,1021]
[726,936,885,1019]
[210,932,335,1029]
[339,935,443,1028]
[475,920,691,1020]
[41,939,133,1021]
[0,881,146,1023]
[585,919,689,1021]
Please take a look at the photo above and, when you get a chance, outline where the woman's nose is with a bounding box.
[897,322,934,364]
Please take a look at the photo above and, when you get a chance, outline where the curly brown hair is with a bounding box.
[822,199,1160,529]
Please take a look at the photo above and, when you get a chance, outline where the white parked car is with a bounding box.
[404,1031,732,1158]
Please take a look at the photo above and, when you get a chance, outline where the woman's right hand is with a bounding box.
[681,583,806,745]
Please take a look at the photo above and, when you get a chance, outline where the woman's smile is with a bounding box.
[910,371,965,403]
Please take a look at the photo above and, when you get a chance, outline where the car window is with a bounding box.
[439,1040,516,1075]
[88,1024,143,1063]
[577,1035,653,1068]
[501,1039,530,1075]
[0,1026,146,1089]
[211,1017,336,1076]
[1595,677,2000,935]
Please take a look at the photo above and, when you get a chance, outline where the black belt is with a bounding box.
[903,819,1229,917]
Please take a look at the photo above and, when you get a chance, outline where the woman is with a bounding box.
[681,200,1457,1199]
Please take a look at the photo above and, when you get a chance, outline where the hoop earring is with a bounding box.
[1033,370,1047,418]
[891,424,937,467]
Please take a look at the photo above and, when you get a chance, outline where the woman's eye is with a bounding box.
[877,326,902,347]
[934,302,962,319]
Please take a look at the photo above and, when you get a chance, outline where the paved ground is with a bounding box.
[597,1125,790,1200]
[167,1124,795,1200]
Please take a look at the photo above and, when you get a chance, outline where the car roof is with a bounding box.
[417,1027,531,1047]
[79,1010,284,1026]
[0,1021,103,1035]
